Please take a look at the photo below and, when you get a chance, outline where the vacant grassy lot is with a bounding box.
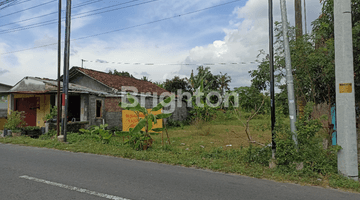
[1,112,360,193]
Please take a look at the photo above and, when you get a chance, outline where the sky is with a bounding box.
[0,0,323,90]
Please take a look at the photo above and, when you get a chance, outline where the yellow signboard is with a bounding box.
[339,83,352,93]
[122,109,163,132]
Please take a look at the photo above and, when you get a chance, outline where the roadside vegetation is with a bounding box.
[1,0,360,193]
[1,103,360,193]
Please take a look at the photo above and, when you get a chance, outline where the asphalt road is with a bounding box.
[0,143,359,200]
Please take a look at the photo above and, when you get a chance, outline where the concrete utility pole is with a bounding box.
[304,0,307,34]
[61,0,72,142]
[334,0,358,181]
[280,0,297,146]
[57,0,62,137]
[294,0,302,38]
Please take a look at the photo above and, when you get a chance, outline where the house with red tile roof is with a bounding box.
[64,67,188,129]
[2,67,188,132]
[70,67,169,95]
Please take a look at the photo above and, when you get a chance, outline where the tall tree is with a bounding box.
[250,0,360,117]
[312,0,360,104]
[187,66,220,93]
[218,72,232,96]
[108,69,134,78]
[163,76,190,95]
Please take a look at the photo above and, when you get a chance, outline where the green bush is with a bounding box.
[78,124,113,144]
[244,144,272,166]
[275,103,341,175]
[43,106,57,122]
[167,118,188,129]
[39,129,56,140]
[24,126,41,131]
[24,126,42,138]
[4,111,26,130]
[244,102,340,176]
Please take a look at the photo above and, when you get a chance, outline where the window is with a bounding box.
[96,100,102,118]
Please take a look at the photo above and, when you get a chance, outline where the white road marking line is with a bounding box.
[19,175,131,200]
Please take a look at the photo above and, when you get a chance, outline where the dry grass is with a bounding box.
[154,117,272,152]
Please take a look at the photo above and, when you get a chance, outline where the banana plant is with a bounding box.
[117,93,175,150]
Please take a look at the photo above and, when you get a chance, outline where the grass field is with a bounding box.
[1,111,360,193]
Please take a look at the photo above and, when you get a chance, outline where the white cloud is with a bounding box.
[0,0,323,90]
[66,37,189,81]
[177,0,322,88]
[71,6,101,31]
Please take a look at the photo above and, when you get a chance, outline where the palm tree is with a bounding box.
[186,66,218,93]
[218,72,231,96]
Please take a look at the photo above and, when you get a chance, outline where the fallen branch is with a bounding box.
[233,98,266,146]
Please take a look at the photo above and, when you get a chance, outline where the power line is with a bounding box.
[74,0,241,40]
[0,0,107,27]
[0,0,53,18]
[1,42,60,54]
[1,0,242,55]
[0,0,149,34]
[82,59,260,66]
[0,0,18,10]
[0,0,32,10]
[0,11,60,28]
[0,0,16,7]
[72,0,106,9]
[72,0,142,16]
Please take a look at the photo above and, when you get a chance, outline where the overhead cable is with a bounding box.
[1,0,242,55]
[82,59,260,66]
[0,0,32,10]
[0,0,108,27]
[0,0,149,34]
[0,0,55,18]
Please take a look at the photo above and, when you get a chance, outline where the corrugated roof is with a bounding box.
[42,79,111,96]
[8,77,113,96]
[74,67,170,95]
[0,83,12,88]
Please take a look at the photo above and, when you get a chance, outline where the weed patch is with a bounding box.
[1,108,359,193]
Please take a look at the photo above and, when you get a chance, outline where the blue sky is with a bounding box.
[0,0,322,89]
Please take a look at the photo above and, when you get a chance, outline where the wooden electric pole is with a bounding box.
[295,0,303,38]
[294,0,305,117]
[61,0,72,142]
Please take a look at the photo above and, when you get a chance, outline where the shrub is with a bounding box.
[4,111,26,130]
[275,102,341,175]
[167,118,188,128]
[39,129,56,140]
[43,106,58,122]
[78,124,113,144]
[244,102,341,176]
[24,126,42,138]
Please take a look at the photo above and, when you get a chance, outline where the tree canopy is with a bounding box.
[249,0,360,109]
[108,69,134,78]
[163,76,190,95]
